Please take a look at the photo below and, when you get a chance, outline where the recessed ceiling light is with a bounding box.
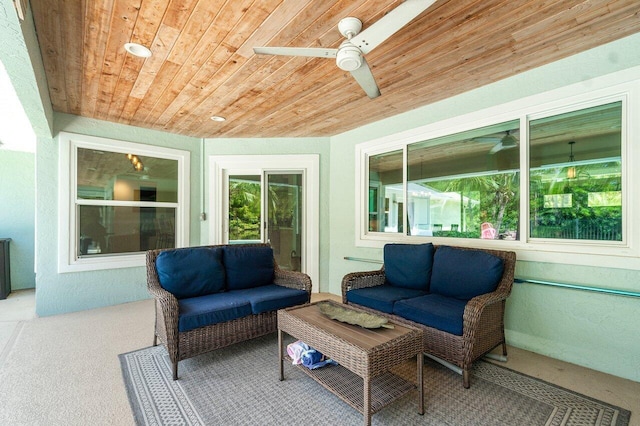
[124,42,152,58]
[210,116,226,122]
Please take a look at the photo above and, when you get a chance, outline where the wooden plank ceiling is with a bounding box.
[31,0,640,139]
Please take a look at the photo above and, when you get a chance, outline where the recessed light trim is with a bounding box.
[210,116,226,122]
[124,42,152,58]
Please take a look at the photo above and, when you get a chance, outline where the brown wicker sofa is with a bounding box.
[341,243,516,388]
[147,243,312,380]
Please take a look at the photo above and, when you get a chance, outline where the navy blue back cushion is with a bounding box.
[224,246,274,290]
[384,243,434,290]
[156,247,225,299]
[430,246,504,300]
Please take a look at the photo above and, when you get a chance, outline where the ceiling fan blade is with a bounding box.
[350,0,437,54]
[253,46,337,58]
[489,142,518,154]
[349,58,381,98]
[489,142,504,154]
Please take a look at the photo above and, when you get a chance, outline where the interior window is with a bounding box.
[406,120,520,240]
[529,102,622,241]
[76,148,179,256]
[59,132,190,272]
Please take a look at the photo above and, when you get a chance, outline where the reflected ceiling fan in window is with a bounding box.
[253,0,437,98]
[473,130,519,154]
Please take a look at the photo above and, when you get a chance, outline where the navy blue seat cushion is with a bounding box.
[224,246,275,290]
[178,293,252,332]
[384,243,434,290]
[229,285,309,315]
[156,247,225,299]
[393,294,468,336]
[430,246,504,300]
[346,285,428,314]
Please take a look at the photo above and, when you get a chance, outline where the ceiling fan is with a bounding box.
[473,130,519,154]
[253,0,437,98]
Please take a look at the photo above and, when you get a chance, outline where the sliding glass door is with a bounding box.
[226,171,304,272]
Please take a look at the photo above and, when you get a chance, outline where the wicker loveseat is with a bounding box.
[147,243,312,380]
[342,243,516,388]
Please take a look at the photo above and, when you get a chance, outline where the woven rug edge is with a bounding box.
[119,350,148,426]
[479,359,631,424]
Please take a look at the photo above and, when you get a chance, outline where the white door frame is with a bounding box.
[209,155,319,292]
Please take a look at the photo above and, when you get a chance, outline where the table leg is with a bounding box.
[417,352,424,415]
[364,378,371,426]
[278,329,284,381]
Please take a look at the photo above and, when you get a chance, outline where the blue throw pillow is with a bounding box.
[384,243,434,290]
[430,246,504,300]
[224,246,274,290]
[156,247,225,299]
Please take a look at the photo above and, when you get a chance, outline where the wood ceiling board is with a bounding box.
[78,0,115,116]
[129,0,234,125]
[157,2,275,131]
[29,0,640,138]
[31,0,68,112]
[166,1,356,134]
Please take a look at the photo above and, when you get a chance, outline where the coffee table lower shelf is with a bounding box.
[291,360,416,415]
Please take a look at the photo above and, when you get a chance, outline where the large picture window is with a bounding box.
[59,133,190,272]
[356,80,635,267]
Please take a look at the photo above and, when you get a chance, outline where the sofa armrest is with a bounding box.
[462,290,510,360]
[465,290,510,312]
[274,268,312,301]
[341,269,386,303]
[146,250,180,350]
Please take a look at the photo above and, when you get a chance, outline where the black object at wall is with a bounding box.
[0,239,11,300]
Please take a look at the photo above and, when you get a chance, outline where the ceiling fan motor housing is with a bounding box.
[336,42,363,71]
[338,17,363,39]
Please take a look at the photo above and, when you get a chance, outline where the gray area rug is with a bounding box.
[120,334,630,426]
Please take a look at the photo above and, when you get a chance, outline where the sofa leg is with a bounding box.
[153,334,157,347]
[463,370,470,389]
[502,342,508,356]
[173,362,178,381]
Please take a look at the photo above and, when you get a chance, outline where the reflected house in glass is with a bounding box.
[375,182,479,236]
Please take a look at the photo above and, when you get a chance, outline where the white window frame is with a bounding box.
[58,132,190,273]
[355,66,640,270]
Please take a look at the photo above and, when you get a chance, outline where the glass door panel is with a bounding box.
[228,174,262,244]
[266,173,303,271]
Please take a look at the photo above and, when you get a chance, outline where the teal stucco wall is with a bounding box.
[0,149,36,290]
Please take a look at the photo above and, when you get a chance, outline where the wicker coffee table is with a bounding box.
[278,300,424,426]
